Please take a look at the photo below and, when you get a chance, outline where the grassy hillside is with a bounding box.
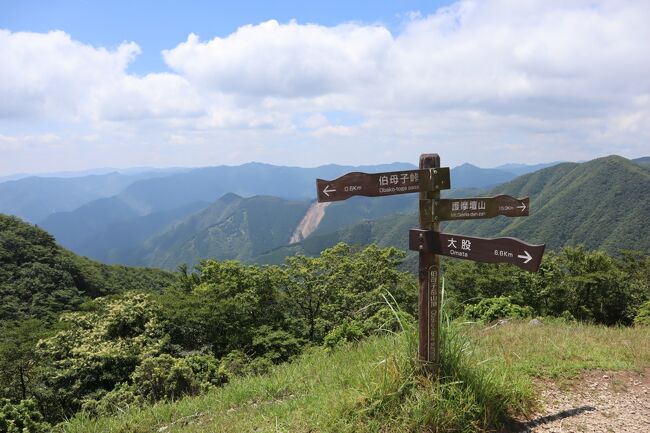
[59,321,650,433]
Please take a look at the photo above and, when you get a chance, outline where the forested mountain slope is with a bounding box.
[449,155,650,252]
[0,214,174,323]
[136,194,312,269]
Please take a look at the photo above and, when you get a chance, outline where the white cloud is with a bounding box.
[0,29,138,119]
[162,20,393,98]
[0,0,649,173]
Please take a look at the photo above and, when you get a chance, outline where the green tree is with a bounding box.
[36,293,168,418]
[0,320,48,402]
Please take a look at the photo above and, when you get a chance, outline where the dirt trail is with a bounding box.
[510,369,650,433]
[289,202,330,244]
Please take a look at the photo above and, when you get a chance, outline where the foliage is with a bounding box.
[2,215,648,428]
[131,355,201,404]
[634,300,650,326]
[463,297,534,323]
[218,351,272,381]
[283,243,417,342]
[0,399,50,433]
[362,307,414,334]
[445,245,650,325]
[0,320,49,403]
[251,326,303,364]
[80,383,143,418]
[323,320,365,349]
[36,293,168,419]
[58,323,543,433]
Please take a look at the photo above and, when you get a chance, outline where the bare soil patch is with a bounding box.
[509,368,650,432]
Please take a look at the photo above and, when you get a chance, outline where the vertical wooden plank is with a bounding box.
[418,153,440,373]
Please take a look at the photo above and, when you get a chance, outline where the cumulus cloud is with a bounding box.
[163,20,393,97]
[0,29,138,119]
[1,0,649,172]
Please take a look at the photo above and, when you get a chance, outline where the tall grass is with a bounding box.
[355,317,535,433]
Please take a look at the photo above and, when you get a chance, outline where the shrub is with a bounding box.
[634,301,650,326]
[218,350,272,381]
[363,307,414,334]
[183,354,225,389]
[218,350,252,381]
[323,320,364,349]
[463,297,534,323]
[0,399,50,433]
[131,355,199,403]
[251,325,303,363]
[80,383,143,417]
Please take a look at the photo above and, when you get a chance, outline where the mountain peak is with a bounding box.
[218,192,243,203]
[455,163,480,170]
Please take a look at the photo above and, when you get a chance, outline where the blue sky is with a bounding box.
[0,1,649,175]
[2,1,451,74]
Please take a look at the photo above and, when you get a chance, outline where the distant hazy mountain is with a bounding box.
[37,162,414,253]
[0,160,566,225]
[451,163,517,188]
[0,166,188,182]
[494,161,562,176]
[26,159,613,269]
[120,194,426,269]
[106,162,419,215]
[0,171,176,222]
[633,156,650,168]
[76,201,210,264]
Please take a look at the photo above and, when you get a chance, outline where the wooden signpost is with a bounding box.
[434,195,529,221]
[316,168,450,202]
[315,154,544,374]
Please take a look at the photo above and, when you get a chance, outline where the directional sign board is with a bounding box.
[316,168,450,203]
[435,195,529,221]
[409,229,545,272]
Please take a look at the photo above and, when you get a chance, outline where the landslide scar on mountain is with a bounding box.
[290,201,330,244]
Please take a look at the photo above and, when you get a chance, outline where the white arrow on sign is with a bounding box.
[517,202,527,212]
[517,250,532,264]
[322,185,336,197]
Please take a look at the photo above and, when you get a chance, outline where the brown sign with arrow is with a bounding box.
[409,229,545,272]
[316,168,450,203]
[434,195,529,221]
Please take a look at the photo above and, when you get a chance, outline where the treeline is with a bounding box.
[1,213,649,430]
[444,246,650,325]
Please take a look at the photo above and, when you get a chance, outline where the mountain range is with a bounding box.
[1,156,648,271]
[23,162,525,264]
[257,155,650,267]
[0,160,552,225]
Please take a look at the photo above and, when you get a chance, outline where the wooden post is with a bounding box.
[418,154,441,373]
